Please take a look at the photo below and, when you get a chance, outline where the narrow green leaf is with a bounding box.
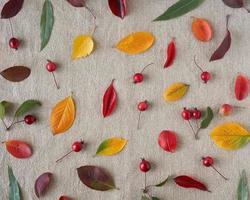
[8,166,20,200]
[154,177,168,187]
[0,101,9,119]
[153,0,205,21]
[141,195,151,200]
[200,107,213,129]
[237,170,248,200]
[14,100,41,117]
[40,0,54,51]
[152,197,160,200]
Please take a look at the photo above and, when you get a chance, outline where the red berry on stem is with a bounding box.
[46,60,59,89]
[24,115,36,125]
[192,108,201,119]
[139,158,151,172]
[137,100,149,129]
[9,37,20,50]
[181,108,191,120]
[133,73,143,83]
[219,104,233,116]
[200,71,211,83]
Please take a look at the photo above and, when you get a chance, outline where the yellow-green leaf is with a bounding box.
[96,137,127,156]
[163,82,189,102]
[210,122,250,150]
[115,32,154,55]
[71,35,94,60]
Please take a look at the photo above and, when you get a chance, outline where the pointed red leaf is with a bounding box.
[34,172,53,198]
[1,0,24,19]
[4,140,32,159]
[174,175,210,192]
[102,79,117,118]
[66,0,85,7]
[108,0,126,19]
[59,196,70,200]
[164,38,176,68]
[158,130,177,153]
[210,15,231,62]
[222,0,243,8]
[234,74,249,101]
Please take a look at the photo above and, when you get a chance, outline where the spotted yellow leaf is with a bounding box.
[49,96,75,135]
[210,122,250,150]
[115,32,154,55]
[71,35,94,60]
[163,82,189,102]
[96,137,127,156]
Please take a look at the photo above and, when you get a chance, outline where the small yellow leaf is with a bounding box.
[163,82,189,102]
[71,35,94,60]
[115,32,154,55]
[96,137,127,156]
[210,122,250,150]
[49,96,75,135]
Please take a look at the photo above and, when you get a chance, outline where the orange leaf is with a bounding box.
[49,96,75,135]
[4,140,32,159]
[191,17,213,42]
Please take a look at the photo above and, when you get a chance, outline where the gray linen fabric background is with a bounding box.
[0,0,250,199]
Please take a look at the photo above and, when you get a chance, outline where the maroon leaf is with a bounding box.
[102,79,117,118]
[1,0,24,19]
[234,74,250,101]
[34,172,53,198]
[66,0,85,7]
[108,0,126,19]
[222,0,243,8]
[174,175,210,192]
[0,66,31,82]
[77,165,116,191]
[158,130,177,153]
[210,15,231,62]
[59,196,71,200]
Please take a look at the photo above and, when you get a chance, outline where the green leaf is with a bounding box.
[237,170,248,200]
[200,107,213,129]
[14,100,41,117]
[40,0,54,51]
[0,101,9,119]
[8,166,20,200]
[154,177,168,187]
[141,195,150,200]
[153,0,205,21]
[152,197,160,200]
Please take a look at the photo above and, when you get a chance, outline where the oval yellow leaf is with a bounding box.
[163,82,189,102]
[50,96,75,135]
[71,35,94,60]
[96,137,127,156]
[115,32,154,55]
[210,122,250,150]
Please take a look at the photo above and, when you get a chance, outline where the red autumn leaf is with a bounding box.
[59,196,71,200]
[1,0,24,19]
[66,0,85,7]
[102,79,117,118]
[210,15,231,62]
[164,38,176,68]
[108,0,126,19]
[234,74,250,101]
[158,130,177,152]
[34,172,53,198]
[4,140,32,159]
[174,175,210,192]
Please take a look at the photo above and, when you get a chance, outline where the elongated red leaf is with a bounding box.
[0,66,31,82]
[102,79,117,117]
[234,74,249,101]
[59,196,70,200]
[158,130,177,152]
[108,0,126,19]
[1,0,24,19]
[4,140,32,159]
[35,172,53,198]
[174,175,209,192]
[222,0,243,8]
[77,165,116,191]
[164,38,176,68]
[210,15,231,62]
[66,0,85,7]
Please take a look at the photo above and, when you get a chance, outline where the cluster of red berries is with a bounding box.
[181,107,201,120]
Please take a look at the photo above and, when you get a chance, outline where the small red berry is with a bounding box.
[219,104,233,116]
[9,37,20,50]
[46,60,57,72]
[24,115,36,125]
[137,101,148,111]
[71,141,84,152]
[192,108,201,119]
[133,73,144,84]
[181,108,191,120]
[139,158,151,172]
[202,156,214,167]
[200,71,211,83]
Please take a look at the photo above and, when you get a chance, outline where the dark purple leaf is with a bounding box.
[34,172,53,198]
[1,0,24,19]
[210,15,231,62]
[108,0,126,19]
[77,165,116,191]
[66,0,85,7]
[222,0,243,8]
[0,66,30,82]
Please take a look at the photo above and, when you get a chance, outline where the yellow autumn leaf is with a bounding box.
[210,122,250,150]
[95,137,127,156]
[163,82,189,102]
[71,35,94,60]
[49,96,75,135]
[115,32,154,55]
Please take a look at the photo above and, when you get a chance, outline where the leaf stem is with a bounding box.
[85,5,96,20]
[193,56,203,72]
[6,118,23,131]
[9,19,14,37]
[211,165,228,181]
[226,15,230,30]
[1,119,8,130]
[56,150,73,163]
